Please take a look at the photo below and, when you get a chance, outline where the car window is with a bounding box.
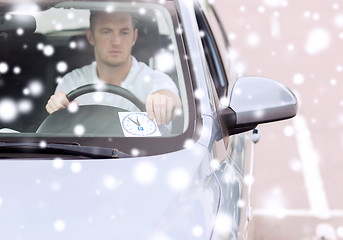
[0,0,197,156]
[196,3,230,99]
[195,3,235,148]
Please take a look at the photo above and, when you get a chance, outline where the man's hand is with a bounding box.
[146,90,181,126]
[45,91,78,114]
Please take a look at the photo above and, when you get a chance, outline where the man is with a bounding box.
[46,11,181,126]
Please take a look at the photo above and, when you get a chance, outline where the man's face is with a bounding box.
[87,12,138,68]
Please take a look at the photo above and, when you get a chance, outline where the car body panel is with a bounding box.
[0,141,220,240]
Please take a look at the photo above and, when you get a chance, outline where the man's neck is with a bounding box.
[96,56,132,86]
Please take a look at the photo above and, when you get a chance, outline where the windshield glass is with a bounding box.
[0,0,196,155]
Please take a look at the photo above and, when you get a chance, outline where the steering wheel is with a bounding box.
[66,83,146,111]
[36,83,146,135]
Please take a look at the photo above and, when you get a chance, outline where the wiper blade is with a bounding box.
[0,142,132,159]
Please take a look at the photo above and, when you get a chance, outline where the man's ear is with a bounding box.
[132,28,138,46]
[86,29,95,46]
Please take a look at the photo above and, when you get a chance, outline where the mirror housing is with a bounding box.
[220,77,297,135]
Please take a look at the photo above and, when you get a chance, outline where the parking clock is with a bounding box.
[119,112,161,137]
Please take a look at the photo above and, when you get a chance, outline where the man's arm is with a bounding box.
[46,91,78,114]
[146,90,182,126]
[47,89,181,125]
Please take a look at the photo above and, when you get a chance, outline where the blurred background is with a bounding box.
[213,0,343,239]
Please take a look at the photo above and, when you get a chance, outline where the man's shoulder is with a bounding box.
[133,57,170,79]
[64,62,96,79]
[58,62,97,91]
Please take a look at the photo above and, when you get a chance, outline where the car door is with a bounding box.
[195,2,251,170]
[195,2,254,239]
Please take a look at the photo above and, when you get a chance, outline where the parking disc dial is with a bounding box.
[119,112,161,137]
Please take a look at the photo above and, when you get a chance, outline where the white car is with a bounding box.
[0,0,297,239]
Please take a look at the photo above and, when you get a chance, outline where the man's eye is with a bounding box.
[122,32,129,35]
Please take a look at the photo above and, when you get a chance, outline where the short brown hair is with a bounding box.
[89,11,138,32]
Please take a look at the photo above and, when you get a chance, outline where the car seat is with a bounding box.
[0,14,50,132]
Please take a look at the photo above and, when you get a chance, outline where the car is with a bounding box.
[0,0,297,239]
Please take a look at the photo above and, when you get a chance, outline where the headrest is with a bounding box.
[132,12,161,64]
[0,14,36,34]
[6,33,46,52]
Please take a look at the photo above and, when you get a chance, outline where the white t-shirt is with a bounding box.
[55,56,179,112]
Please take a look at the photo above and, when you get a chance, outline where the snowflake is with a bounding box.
[70,162,82,173]
[54,220,66,232]
[0,99,18,123]
[133,161,158,185]
[52,158,64,169]
[43,45,55,56]
[56,61,68,73]
[74,124,85,136]
[305,28,331,55]
[0,62,9,74]
[192,225,204,237]
[167,168,191,191]
[293,73,305,85]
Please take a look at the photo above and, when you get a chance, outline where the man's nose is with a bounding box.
[111,33,120,45]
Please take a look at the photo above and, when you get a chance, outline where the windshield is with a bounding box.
[0,0,197,156]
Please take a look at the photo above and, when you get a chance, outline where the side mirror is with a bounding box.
[220,77,297,135]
